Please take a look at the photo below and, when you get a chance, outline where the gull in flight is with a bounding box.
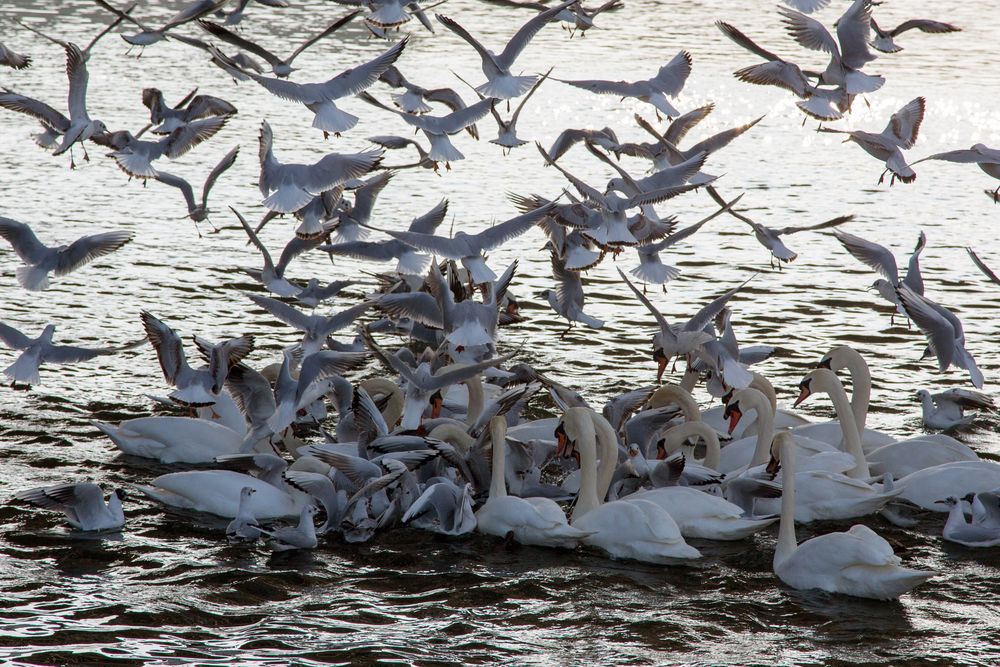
[14,483,126,531]
[153,145,240,232]
[222,38,407,135]
[896,285,983,388]
[911,144,1000,200]
[103,116,229,179]
[455,67,552,153]
[546,126,620,162]
[247,294,371,358]
[0,41,30,69]
[834,228,925,324]
[870,17,960,54]
[141,87,237,135]
[198,11,359,78]
[140,311,254,407]
[538,250,603,335]
[0,322,140,388]
[378,66,477,130]
[967,248,1000,286]
[820,97,925,185]
[257,120,382,214]
[0,217,133,291]
[555,50,692,120]
[51,42,107,166]
[94,0,227,51]
[436,1,576,100]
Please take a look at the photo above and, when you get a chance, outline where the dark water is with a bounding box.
[2,0,1000,663]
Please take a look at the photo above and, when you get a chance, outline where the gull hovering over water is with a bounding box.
[436,1,576,100]
[870,17,960,54]
[153,145,240,231]
[0,322,140,388]
[198,11,359,78]
[14,483,126,531]
[141,87,237,135]
[539,250,603,335]
[834,228,925,324]
[896,285,983,388]
[911,144,1000,200]
[820,97,925,185]
[0,217,133,291]
[94,0,227,50]
[103,116,229,179]
[455,67,551,153]
[50,42,107,166]
[0,41,30,69]
[967,248,1000,286]
[247,294,371,358]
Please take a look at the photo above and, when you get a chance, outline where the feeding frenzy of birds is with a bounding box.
[5,0,1000,614]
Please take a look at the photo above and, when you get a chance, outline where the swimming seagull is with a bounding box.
[554,50,692,120]
[870,17,960,54]
[896,285,983,388]
[938,497,1000,548]
[258,120,382,214]
[197,12,359,79]
[366,201,554,283]
[916,389,993,430]
[967,248,1000,286]
[140,311,255,407]
[819,97,925,185]
[261,505,319,551]
[222,38,407,135]
[833,228,925,324]
[436,1,575,100]
[705,189,853,267]
[910,144,1000,200]
[0,322,140,387]
[358,91,496,167]
[0,217,133,291]
[152,146,240,232]
[0,41,30,69]
[14,483,126,531]
[226,487,262,540]
[538,249,603,335]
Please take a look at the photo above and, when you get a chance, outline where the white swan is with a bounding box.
[560,408,700,562]
[93,416,264,464]
[890,461,1000,511]
[771,432,934,600]
[700,372,808,439]
[475,417,590,548]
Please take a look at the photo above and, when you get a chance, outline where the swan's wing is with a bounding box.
[55,230,134,276]
[832,229,899,283]
[0,217,51,264]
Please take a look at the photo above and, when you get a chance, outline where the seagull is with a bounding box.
[538,250,603,335]
[222,38,407,135]
[378,66,478,133]
[198,12,359,78]
[461,67,551,153]
[367,135,437,171]
[94,0,228,50]
[104,115,229,179]
[257,120,382,214]
[870,17,960,54]
[967,248,1000,286]
[781,0,830,12]
[261,505,319,551]
[247,294,371,358]
[366,201,554,283]
[779,0,883,94]
[214,0,292,26]
[478,0,622,38]
[917,388,993,430]
[617,269,751,382]
[153,145,240,231]
[546,126,620,162]
[14,483,126,531]
[49,42,108,166]
[359,92,496,167]
[233,207,303,297]
[140,311,254,407]
[0,41,30,69]
[834,228,925,323]
[705,189,853,267]
[820,97,925,185]
[266,348,369,434]
[0,322,139,388]
[896,285,983,388]
[0,217,133,291]
[226,487,262,540]
[436,1,576,100]
[555,50,692,120]
[330,171,395,243]
[911,144,1000,200]
[141,87,237,135]
[938,497,1000,548]
[319,199,448,275]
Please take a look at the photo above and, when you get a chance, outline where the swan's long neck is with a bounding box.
[680,368,699,394]
[775,437,797,567]
[648,384,701,422]
[488,417,507,500]
[840,349,871,435]
[569,410,600,522]
[659,422,721,470]
[428,423,475,454]
[750,372,778,414]
[360,377,404,429]
[745,389,775,467]
[463,375,485,427]
[590,412,620,501]
[823,374,870,479]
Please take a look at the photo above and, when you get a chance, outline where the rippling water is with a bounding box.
[2,0,1000,663]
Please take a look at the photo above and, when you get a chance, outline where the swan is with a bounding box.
[474,417,590,548]
[93,416,264,464]
[717,388,837,474]
[938,497,1000,547]
[771,432,934,600]
[559,407,700,562]
[889,461,1000,511]
[136,457,327,519]
[796,367,979,478]
[700,372,808,439]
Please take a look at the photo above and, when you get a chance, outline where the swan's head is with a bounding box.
[653,347,669,383]
[767,431,795,475]
[429,389,444,419]
[555,407,594,465]
[794,376,813,407]
[816,345,858,372]
[723,395,744,435]
[794,368,841,407]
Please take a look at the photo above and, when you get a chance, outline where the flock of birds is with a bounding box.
[2,0,1000,602]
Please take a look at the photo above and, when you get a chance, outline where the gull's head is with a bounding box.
[240,486,257,499]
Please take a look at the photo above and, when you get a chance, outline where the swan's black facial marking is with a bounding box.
[429,389,443,418]
[815,357,832,370]
[794,378,813,407]
[554,421,568,457]
[655,438,667,460]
